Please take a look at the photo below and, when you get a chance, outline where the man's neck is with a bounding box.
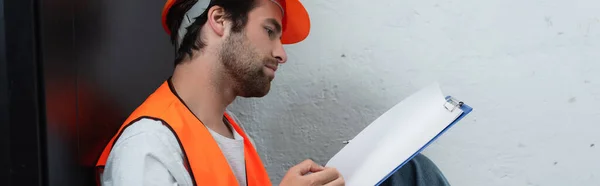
[170,56,237,139]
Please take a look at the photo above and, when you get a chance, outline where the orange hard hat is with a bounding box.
[161,0,311,45]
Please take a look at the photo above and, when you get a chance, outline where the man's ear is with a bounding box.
[207,6,227,37]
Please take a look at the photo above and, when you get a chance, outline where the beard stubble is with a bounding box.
[219,31,278,97]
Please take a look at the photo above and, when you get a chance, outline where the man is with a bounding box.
[95,0,451,185]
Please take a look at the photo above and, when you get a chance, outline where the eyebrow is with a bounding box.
[265,18,282,35]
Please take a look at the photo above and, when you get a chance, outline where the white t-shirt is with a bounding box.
[99,113,250,186]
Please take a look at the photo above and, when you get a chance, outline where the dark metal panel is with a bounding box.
[38,0,175,184]
[13,0,176,185]
[0,0,10,183]
[73,0,174,185]
[4,0,46,185]
[37,0,80,185]
[74,0,174,116]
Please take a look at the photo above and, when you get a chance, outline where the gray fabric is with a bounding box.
[176,0,209,48]
[379,153,451,186]
[207,122,246,186]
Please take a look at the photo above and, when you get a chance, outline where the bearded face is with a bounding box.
[219,30,278,97]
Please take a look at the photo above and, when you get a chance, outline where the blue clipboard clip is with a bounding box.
[374,95,473,186]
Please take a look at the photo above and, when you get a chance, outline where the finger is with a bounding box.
[306,167,340,185]
[294,159,324,175]
[323,177,345,186]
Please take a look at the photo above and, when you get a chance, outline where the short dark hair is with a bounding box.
[166,0,258,66]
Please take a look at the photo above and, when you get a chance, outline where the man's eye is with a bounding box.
[264,27,274,36]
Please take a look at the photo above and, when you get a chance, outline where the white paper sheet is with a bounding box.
[325,83,463,186]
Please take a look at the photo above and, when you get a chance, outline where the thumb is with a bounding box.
[295,159,325,175]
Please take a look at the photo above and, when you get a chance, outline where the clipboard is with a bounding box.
[374,96,473,185]
[325,83,474,186]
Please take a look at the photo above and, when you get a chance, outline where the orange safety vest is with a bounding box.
[95,80,272,186]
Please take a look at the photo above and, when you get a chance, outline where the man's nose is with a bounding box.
[273,41,287,64]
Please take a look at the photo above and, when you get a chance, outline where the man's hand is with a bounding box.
[279,159,345,186]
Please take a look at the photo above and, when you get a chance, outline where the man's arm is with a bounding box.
[101,118,193,186]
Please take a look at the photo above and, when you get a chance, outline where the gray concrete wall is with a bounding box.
[229,0,600,185]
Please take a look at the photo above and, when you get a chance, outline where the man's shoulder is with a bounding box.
[119,118,172,139]
[112,117,181,153]
[102,118,192,186]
